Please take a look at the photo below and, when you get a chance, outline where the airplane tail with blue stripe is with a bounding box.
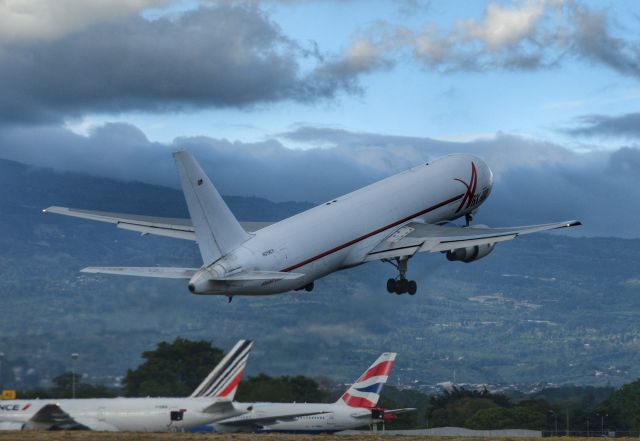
[336,352,396,408]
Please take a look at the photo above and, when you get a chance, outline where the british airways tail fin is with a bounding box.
[173,150,250,266]
[336,352,396,408]
[190,340,252,400]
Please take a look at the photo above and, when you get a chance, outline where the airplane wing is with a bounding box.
[80,267,303,281]
[384,407,416,415]
[43,206,270,239]
[201,400,247,421]
[365,220,581,261]
[352,407,416,418]
[217,411,331,428]
[25,404,89,430]
[81,267,199,278]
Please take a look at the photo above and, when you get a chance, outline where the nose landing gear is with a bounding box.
[383,256,417,295]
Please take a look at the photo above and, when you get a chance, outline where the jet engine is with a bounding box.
[446,243,495,263]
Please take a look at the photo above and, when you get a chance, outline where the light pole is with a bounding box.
[595,413,607,436]
[549,410,558,436]
[70,353,79,399]
[0,352,4,389]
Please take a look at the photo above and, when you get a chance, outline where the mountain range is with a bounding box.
[0,158,639,391]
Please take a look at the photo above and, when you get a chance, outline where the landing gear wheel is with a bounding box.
[383,256,419,295]
[395,279,408,295]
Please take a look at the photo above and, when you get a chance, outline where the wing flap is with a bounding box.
[81,267,198,278]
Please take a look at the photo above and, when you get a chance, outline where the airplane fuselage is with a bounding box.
[0,397,238,431]
[213,402,378,433]
[190,154,493,295]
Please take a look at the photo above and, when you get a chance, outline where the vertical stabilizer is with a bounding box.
[190,340,253,400]
[173,150,249,266]
[337,352,396,408]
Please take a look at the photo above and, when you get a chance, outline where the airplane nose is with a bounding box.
[188,283,196,293]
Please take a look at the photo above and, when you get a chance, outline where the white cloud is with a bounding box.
[0,0,168,43]
[459,1,545,50]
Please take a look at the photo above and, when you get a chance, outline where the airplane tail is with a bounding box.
[336,352,396,408]
[173,150,250,266]
[190,340,253,400]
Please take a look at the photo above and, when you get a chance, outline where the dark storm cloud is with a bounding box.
[0,5,366,125]
[565,113,640,139]
[0,123,385,203]
[1,122,638,238]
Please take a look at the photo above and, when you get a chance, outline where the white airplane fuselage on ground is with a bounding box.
[212,402,382,433]
[0,397,238,432]
[189,154,492,295]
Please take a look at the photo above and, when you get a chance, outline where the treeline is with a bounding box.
[12,338,640,432]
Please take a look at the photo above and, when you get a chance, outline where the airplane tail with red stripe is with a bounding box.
[336,352,396,408]
[190,340,252,400]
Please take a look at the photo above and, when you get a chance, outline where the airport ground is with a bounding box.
[0,434,632,441]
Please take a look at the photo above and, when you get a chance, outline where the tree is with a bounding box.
[235,374,329,403]
[18,372,116,399]
[427,387,554,430]
[428,387,502,427]
[122,338,224,397]
[600,379,640,431]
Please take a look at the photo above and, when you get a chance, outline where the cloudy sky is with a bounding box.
[1,0,639,237]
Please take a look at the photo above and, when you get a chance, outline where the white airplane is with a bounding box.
[212,352,413,433]
[45,151,580,299]
[0,340,252,432]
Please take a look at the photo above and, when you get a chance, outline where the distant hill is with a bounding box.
[0,158,639,391]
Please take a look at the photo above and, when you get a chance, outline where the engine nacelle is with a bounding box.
[446,243,495,263]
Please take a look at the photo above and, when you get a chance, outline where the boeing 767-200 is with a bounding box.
[45,150,580,299]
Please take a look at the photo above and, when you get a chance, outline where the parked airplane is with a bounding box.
[0,340,252,431]
[45,151,580,299]
[212,352,413,433]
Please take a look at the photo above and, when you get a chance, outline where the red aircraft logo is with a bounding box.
[454,162,478,214]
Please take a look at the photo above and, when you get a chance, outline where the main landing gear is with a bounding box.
[383,256,417,295]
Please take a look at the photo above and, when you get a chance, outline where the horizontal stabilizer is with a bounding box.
[81,267,198,278]
[201,400,238,416]
[384,408,416,415]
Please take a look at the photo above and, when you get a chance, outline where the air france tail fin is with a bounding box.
[173,150,250,266]
[190,340,252,400]
[336,352,396,408]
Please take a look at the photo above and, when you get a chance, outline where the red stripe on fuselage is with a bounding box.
[281,193,465,273]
